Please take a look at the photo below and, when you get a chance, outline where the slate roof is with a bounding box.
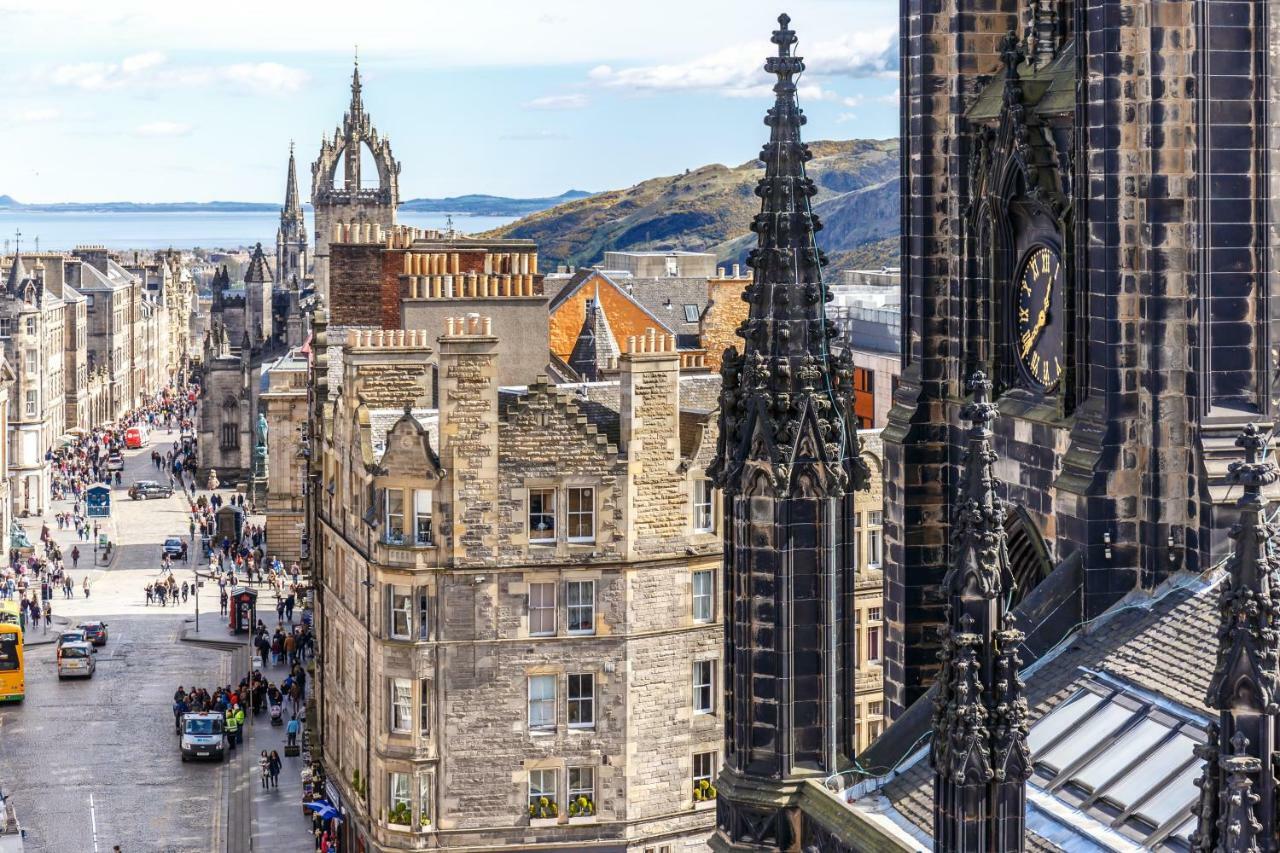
[370,408,436,458]
[865,571,1221,852]
[244,243,272,283]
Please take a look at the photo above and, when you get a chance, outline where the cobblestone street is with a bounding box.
[0,434,313,852]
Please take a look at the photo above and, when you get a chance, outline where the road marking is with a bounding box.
[89,791,99,853]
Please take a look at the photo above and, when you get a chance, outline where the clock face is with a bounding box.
[1015,245,1064,390]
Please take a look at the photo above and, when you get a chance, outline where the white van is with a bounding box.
[180,712,226,762]
[56,642,96,679]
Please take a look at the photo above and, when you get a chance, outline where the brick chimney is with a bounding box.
[619,328,683,558]
[436,313,499,566]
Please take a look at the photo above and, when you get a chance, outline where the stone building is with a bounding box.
[261,348,310,562]
[0,355,13,544]
[311,60,400,303]
[70,248,135,420]
[851,430,885,753]
[195,323,252,486]
[276,144,309,348]
[311,313,725,852]
[243,243,273,347]
[0,257,66,516]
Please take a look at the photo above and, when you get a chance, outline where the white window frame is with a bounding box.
[568,765,595,809]
[528,768,556,808]
[385,488,406,545]
[693,659,714,714]
[418,679,431,735]
[693,751,716,786]
[389,771,411,822]
[566,486,595,544]
[388,586,412,640]
[693,479,714,532]
[417,589,430,640]
[528,487,556,544]
[566,580,595,635]
[567,673,595,729]
[528,674,556,732]
[692,570,714,623]
[867,510,883,569]
[389,678,412,734]
[529,582,556,636]
[418,774,431,828]
[413,489,433,545]
[24,390,36,418]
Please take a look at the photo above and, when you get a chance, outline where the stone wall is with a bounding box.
[620,338,686,559]
[329,243,385,327]
[700,274,750,372]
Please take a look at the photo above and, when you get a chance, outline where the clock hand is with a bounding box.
[1020,305,1048,357]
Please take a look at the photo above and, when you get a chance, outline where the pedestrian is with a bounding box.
[83,577,90,598]
[259,751,270,789]
[71,546,79,570]
[268,750,281,788]
[286,714,300,748]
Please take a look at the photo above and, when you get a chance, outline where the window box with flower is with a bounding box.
[692,778,717,811]
[386,802,412,829]
[567,794,596,824]
[528,795,559,827]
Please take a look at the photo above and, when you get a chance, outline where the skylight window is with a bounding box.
[1028,676,1207,852]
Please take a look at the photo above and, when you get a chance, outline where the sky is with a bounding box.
[0,0,898,203]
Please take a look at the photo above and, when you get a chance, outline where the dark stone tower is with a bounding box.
[931,372,1030,852]
[1192,424,1280,852]
[888,0,1280,717]
[709,14,868,851]
[276,142,308,291]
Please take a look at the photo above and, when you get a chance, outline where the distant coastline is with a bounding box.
[0,189,592,219]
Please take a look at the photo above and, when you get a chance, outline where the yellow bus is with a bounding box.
[0,623,23,702]
[0,600,19,627]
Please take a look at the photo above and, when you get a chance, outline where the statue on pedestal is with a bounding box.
[207,469,220,492]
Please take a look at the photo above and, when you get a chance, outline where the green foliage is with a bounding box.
[567,795,595,817]
[527,796,559,819]
[387,802,411,826]
[692,779,718,802]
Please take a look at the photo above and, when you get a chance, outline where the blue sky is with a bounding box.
[0,0,898,203]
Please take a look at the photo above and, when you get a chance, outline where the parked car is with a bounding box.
[107,453,124,472]
[180,712,226,762]
[162,538,185,559]
[78,621,108,646]
[129,481,173,500]
[57,642,96,679]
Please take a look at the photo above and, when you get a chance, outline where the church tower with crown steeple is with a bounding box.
[310,55,400,302]
[708,14,869,851]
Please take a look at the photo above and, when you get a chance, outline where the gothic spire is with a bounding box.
[709,13,865,498]
[1192,423,1280,852]
[931,372,1030,853]
[350,51,363,120]
[283,142,302,222]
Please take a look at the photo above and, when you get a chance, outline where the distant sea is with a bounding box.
[0,210,518,253]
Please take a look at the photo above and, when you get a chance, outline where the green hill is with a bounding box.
[485,138,899,272]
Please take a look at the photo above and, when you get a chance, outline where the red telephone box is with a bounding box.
[230,587,257,634]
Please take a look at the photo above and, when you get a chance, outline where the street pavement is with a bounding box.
[0,433,313,852]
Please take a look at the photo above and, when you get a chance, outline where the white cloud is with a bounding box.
[835,112,858,124]
[524,93,588,110]
[588,27,895,100]
[135,120,192,137]
[17,108,60,122]
[43,52,307,94]
[222,62,308,93]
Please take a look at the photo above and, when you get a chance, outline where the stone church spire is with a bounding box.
[283,141,302,223]
[710,12,864,499]
[710,15,867,850]
[931,372,1031,853]
[1192,423,1280,852]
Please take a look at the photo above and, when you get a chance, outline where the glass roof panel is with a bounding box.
[1037,701,1136,771]
[1103,733,1197,809]
[1172,816,1196,841]
[1028,690,1105,755]
[1071,717,1169,790]
[1131,749,1199,826]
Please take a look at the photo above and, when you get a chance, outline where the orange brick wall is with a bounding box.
[549,273,671,362]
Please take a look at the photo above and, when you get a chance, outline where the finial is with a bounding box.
[289,139,294,155]
[771,13,797,58]
[961,371,998,431]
